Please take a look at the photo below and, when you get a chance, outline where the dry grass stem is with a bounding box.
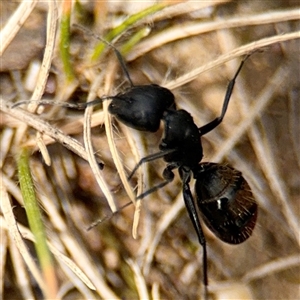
[1,1,299,299]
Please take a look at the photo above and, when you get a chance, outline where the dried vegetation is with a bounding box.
[0,1,299,299]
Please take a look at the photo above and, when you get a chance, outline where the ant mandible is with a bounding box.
[14,40,257,299]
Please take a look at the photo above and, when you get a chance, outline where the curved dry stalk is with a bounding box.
[11,110,105,148]
[0,0,39,55]
[215,27,298,243]
[102,61,137,220]
[146,0,230,25]
[143,194,184,275]
[127,8,300,61]
[1,2,299,299]
[11,1,58,167]
[83,70,117,212]
[4,217,96,291]
[212,62,289,162]
[83,104,117,212]
[1,186,47,292]
[31,162,119,299]
[118,124,144,238]
[127,258,150,300]
[165,31,300,90]
[0,128,15,168]
[0,102,91,163]
[8,237,36,299]
[242,254,300,282]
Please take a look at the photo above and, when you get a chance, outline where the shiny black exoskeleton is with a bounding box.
[91,54,257,297]
[108,84,175,132]
[82,52,258,298]
[16,43,257,298]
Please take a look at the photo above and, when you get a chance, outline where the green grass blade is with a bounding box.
[18,147,57,298]
[91,3,166,61]
[59,3,75,81]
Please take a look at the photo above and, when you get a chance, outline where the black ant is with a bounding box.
[112,53,257,298]
[14,40,257,299]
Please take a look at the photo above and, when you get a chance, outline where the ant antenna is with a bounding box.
[12,27,135,109]
[74,24,134,87]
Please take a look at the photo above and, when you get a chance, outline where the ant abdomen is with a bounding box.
[195,163,257,244]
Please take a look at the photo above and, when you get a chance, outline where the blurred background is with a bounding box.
[1,1,299,299]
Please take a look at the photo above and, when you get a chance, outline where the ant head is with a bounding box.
[108,84,175,132]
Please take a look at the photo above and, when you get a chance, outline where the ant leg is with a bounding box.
[199,54,251,136]
[87,200,133,231]
[11,95,113,109]
[127,149,176,181]
[88,164,177,229]
[180,168,208,298]
[136,163,177,200]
